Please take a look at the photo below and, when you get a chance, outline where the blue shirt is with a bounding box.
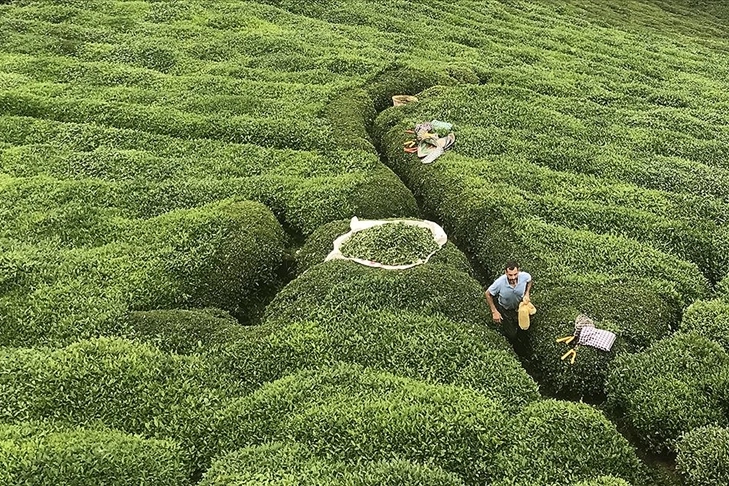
[488,272,531,310]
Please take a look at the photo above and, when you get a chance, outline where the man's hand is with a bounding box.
[492,310,502,323]
[523,294,530,305]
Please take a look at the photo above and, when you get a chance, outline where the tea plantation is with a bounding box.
[1,0,729,484]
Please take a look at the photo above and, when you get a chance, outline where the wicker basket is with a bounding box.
[392,95,419,107]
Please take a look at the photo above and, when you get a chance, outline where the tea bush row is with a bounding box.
[0,116,418,237]
[606,332,729,453]
[0,422,188,485]
[210,363,646,485]
[604,301,729,455]
[0,198,285,346]
[214,307,539,412]
[676,425,729,486]
[200,442,465,486]
[0,89,333,151]
[681,298,729,352]
[0,337,243,473]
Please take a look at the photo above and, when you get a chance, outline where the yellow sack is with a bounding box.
[518,301,537,330]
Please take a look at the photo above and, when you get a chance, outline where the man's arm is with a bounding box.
[523,279,533,304]
[485,291,502,323]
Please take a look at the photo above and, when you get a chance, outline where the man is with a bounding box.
[485,261,533,350]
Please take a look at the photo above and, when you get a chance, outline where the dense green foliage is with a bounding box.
[676,426,729,486]
[0,199,285,346]
[3,0,729,482]
[265,259,491,325]
[0,338,242,472]
[212,363,506,483]
[681,299,729,352]
[340,222,440,266]
[211,364,641,485]
[526,277,676,398]
[571,478,632,486]
[606,332,729,453]
[493,400,648,485]
[0,422,188,486]
[124,307,248,355]
[218,308,539,410]
[200,442,466,486]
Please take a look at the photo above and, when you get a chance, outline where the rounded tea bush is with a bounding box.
[200,442,465,486]
[525,276,674,400]
[125,307,248,354]
[211,363,506,484]
[264,259,491,326]
[0,422,188,485]
[217,309,539,410]
[676,425,729,486]
[681,299,729,352]
[606,332,729,453]
[0,199,286,346]
[493,400,646,486]
[0,338,242,472]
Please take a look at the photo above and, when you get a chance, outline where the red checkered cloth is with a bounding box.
[578,326,616,352]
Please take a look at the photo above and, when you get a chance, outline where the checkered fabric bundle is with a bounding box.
[578,326,617,352]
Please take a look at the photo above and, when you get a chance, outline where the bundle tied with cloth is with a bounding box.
[403,120,456,164]
[518,301,537,330]
[556,314,617,365]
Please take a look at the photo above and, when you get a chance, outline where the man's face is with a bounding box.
[505,267,519,285]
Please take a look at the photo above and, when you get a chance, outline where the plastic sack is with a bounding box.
[325,216,447,270]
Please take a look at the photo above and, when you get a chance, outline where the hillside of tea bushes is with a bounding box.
[2,0,729,484]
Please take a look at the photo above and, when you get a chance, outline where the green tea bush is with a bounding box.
[0,90,333,151]
[296,219,472,275]
[211,363,506,484]
[0,116,418,237]
[322,88,377,152]
[606,332,729,453]
[378,115,711,310]
[264,259,491,325]
[365,65,456,113]
[200,442,465,486]
[340,222,440,266]
[0,422,188,485]
[0,199,285,346]
[571,477,632,486]
[681,299,729,352]
[676,426,729,486]
[526,276,675,398]
[124,308,248,355]
[217,309,538,410]
[0,337,241,472]
[719,276,729,300]
[492,400,646,485]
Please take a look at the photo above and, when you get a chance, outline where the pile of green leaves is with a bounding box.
[340,223,440,266]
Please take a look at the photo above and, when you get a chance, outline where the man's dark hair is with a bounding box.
[505,260,519,271]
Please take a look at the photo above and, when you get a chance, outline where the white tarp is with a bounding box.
[325,216,447,270]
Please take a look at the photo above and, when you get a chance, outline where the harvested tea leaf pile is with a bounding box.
[340,223,440,266]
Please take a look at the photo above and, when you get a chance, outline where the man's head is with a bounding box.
[504,260,519,284]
